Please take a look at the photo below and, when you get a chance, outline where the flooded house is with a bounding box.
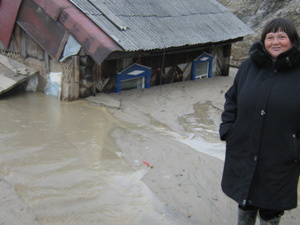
[0,0,252,101]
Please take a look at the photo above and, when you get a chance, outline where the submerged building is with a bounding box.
[0,0,252,100]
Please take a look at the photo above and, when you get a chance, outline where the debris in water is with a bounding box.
[142,160,153,168]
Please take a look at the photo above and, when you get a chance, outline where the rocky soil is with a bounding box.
[217,0,300,66]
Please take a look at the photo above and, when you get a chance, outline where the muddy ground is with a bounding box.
[87,67,300,225]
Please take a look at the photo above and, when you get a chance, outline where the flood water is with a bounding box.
[1,90,300,225]
[0,91,188,225]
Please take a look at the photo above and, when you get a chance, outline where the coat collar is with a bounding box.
[249,41,300,71]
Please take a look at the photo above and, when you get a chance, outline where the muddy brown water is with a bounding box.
[0,91,191,225]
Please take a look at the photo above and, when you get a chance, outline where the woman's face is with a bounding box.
[264,31,293,59]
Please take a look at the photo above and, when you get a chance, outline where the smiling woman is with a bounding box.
[264,31,292,59]
[261,18,299,60]
[219,18,300,225]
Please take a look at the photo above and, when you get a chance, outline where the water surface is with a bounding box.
[0,91,185,225]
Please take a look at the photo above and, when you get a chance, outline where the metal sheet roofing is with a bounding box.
[71,0,253,52]
[32,0,123,64]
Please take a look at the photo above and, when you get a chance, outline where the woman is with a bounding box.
[219,18,300,225]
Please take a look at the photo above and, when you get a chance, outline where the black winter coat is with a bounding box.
[219,42,300,210]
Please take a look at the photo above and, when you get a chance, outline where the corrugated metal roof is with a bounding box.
[70,0,252,51]
[69,0,253,52]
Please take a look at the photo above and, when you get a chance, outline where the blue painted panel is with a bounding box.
[116,63,151,93]
[191,53,213,80]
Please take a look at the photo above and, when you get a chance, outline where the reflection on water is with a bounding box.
[176,101,225,160]
[0,91,187,225]
[143,101,225,160]
[178,101,220,143]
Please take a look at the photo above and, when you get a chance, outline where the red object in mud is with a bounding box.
[142,160,153,168]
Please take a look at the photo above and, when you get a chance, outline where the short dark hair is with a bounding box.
[261,18,299,45]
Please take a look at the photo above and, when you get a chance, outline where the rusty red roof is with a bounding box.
[0,0,123,64]
[0,0,23,48]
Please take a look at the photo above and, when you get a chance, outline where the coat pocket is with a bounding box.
[225,120,240,143]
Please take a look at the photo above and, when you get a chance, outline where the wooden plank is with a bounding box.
[0,0,23,48]
[0,54,30,74]
[7,24,28,57]
[73,56,80,83]
[0,54,38,95]
[44,52,50,74]
[0,73,17,92]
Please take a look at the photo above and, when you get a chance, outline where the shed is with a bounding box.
[0,0,252,100]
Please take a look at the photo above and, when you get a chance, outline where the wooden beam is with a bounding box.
[73,56,80,83]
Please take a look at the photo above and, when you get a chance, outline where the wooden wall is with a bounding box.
[96,45,231,93]
[3,24,80,101]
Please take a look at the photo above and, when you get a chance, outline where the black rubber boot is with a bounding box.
[259,217,280,225]
[238,207,257,225]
